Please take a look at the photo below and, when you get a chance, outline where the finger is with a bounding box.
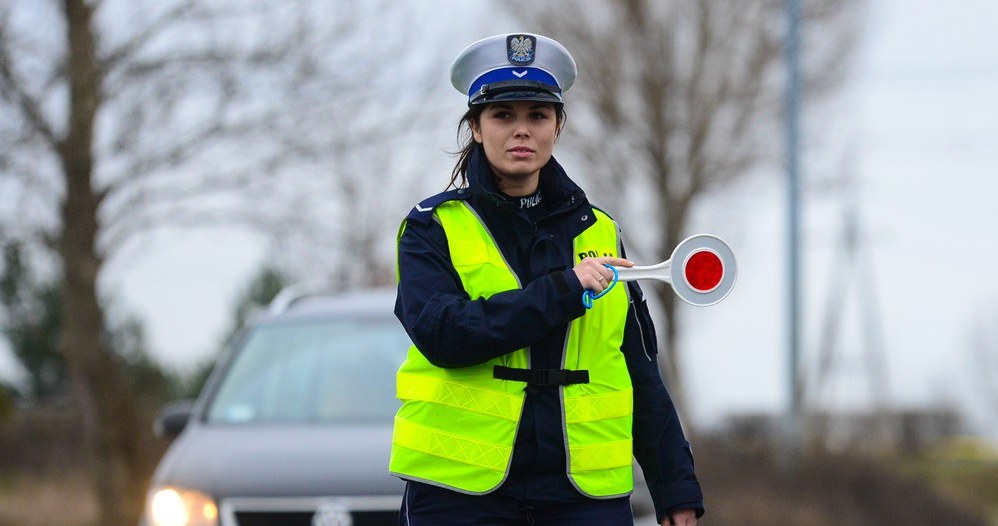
[669,510,696,526]
[593,256,634,268]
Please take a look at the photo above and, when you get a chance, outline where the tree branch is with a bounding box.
[0,32,59,148]
[98,0,197,73]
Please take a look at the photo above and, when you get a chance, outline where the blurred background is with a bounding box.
[1,0,996,525]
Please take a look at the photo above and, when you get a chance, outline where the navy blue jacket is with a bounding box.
[394,145,703,522]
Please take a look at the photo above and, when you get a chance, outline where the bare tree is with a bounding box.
[0,1,436,524]
[506,0,860,418]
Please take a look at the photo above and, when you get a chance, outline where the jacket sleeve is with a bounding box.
[394,214,586,368]
[623,278,705,522]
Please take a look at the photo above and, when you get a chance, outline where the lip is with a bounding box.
[508,146,535,158]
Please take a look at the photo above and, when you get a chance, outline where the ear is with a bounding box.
[471,121,483,144]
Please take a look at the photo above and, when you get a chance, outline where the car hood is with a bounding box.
[153,421,404,498]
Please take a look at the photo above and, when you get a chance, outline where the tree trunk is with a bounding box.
[57,1,151,525]
[654,196,691,425]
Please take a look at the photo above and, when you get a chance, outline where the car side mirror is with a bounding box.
[154,399,196,440]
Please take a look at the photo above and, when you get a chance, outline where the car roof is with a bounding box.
[255,286,398,325]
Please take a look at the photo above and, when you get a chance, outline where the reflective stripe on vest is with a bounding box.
[390,200,633,497]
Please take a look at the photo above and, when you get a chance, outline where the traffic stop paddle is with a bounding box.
[584,234,737,308]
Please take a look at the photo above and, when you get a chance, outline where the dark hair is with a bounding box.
[447,103,567,190]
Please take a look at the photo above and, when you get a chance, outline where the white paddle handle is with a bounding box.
[615,260,673,283]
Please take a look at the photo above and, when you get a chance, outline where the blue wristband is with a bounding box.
[581,264,619,309]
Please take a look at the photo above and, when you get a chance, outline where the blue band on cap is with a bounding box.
[468,67,559,99]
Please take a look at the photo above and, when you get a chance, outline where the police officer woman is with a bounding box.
[391,33,702,526]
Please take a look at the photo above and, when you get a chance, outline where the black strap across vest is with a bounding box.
[493,365,590,386]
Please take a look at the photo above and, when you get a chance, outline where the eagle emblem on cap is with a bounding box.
[507,35,536,65]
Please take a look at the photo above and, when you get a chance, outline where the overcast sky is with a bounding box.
[2,0,996,436]
[679,0,998,433]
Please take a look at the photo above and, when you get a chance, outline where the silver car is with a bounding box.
[142,287,408,526]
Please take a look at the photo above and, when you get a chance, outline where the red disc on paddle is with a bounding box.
[684,250,723,292]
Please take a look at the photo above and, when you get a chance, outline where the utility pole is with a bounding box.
[784,0,804,460]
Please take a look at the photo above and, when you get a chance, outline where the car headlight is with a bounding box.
[148,487,218,526]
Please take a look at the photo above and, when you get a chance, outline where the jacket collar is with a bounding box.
[466,144,585,212]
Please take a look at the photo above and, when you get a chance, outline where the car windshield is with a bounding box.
[206,317,409,424]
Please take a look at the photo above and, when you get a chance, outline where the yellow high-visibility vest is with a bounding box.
[390,200,633,497]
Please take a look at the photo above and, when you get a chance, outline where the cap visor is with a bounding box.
[471,90,563,105]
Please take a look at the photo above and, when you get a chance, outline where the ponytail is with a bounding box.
[448,105,485,190]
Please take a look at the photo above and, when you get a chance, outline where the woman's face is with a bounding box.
[472,101,559,192]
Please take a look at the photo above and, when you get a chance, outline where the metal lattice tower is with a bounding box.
[806,179,890,448]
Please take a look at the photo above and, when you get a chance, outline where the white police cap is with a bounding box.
[450,33,577,106]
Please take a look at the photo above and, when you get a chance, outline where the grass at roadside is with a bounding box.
[902,437,998,525]
[906,460,998,524]
[0,470,96,526]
